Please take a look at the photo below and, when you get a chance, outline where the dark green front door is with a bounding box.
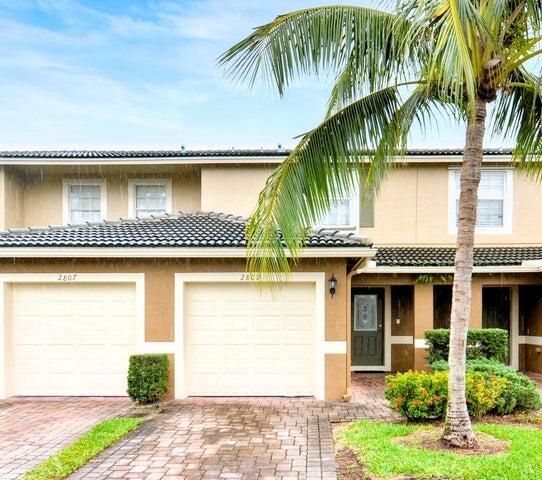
[351,288,384,366]
[482,286,511,364]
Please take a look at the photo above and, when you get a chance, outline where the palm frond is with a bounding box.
[399,0,482,108]
[368,83,461,190]
[492,69,542,180]
[218,5,412,96]
[245,82,428,277]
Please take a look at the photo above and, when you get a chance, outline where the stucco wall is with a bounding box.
[361,163,542,245]
[200,165,276,218]
[2,166,201,228]
[0,256,349,400]
[1,168,25,229]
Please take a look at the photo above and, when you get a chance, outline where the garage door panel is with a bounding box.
[185,282,317,397]
[222,315,251,330]
[285,315,312,330]
[11,282,137,396]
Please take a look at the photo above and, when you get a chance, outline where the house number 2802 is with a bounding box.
[57,273,78,282]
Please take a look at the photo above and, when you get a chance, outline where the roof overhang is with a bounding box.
[0,156,287,166]
[0,246,378,259]
[0,154,515,166]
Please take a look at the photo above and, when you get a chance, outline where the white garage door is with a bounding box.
[11,283,137,396]
[185,282,316,396]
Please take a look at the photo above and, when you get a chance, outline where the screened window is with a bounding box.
[449,169,512,234]
[135,184,167,217]
[68,183,103,223]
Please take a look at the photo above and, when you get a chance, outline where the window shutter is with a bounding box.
[360,186,375,228]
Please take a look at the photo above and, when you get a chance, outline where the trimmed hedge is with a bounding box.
[432,358,542,414]
[127,354,169,404]
[385,370,507,420]
[425,328,508,364]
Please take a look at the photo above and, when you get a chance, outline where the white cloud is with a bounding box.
[0,0,478,150]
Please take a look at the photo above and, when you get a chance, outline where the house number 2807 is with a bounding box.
[57,273,78,282]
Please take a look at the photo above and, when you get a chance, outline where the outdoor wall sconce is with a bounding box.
[328,274,337,298]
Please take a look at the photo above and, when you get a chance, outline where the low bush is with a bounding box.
[432,358,542,414]
[127,354,169,404]
[425,328,508,364]
[385,370,508,420]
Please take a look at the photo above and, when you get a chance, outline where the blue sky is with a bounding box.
[0,0,509,150]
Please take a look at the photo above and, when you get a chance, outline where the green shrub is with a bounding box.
[425,328,508,364]
[466,359,541,414]
[385,370,448,420]
[430,359,449,372]
[127,354,169,404]
[429,359,542,415]
[465,371,507,418]
[385,370,508,420]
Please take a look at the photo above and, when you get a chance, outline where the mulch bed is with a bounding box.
[335,447,370,480]
[476,412,542,429]
[393,428,509,455]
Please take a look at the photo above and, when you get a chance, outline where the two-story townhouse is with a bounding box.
[0,150,375,402]
[352,149,542,377]
[0,148,540,403]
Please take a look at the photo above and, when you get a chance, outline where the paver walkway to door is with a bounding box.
[0,397,131,480]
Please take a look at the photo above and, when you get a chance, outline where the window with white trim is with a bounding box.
[316,188,360,229]
[448,169,513,234]
[128,180,172,218]
[64,180,106,224]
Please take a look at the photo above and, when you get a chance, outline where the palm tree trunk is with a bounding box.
[441,98,487,449]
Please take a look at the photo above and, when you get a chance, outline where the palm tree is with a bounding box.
[220,2,542,448]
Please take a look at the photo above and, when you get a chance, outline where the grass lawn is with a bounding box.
[339,420,542,480]
[23,417,143,480]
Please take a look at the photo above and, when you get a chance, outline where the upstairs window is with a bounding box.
[316,179,360,229]
[63,180,106,224]
[319,198,354,227]
[128,180,172,218]
[448,168,513,234]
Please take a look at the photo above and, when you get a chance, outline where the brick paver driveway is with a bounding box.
[0,397,131,479]
[0,375,395,480]
[70,375,395,480]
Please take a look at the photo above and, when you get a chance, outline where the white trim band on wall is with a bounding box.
[518,336,542,346]
[138,342,176,354]
[391,336,414,345]
[415,338,428,349]
[324,341,347,354]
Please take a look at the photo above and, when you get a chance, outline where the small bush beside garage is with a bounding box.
[127,354,169,404]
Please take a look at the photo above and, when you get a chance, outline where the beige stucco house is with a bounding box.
[0,148,540,402]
